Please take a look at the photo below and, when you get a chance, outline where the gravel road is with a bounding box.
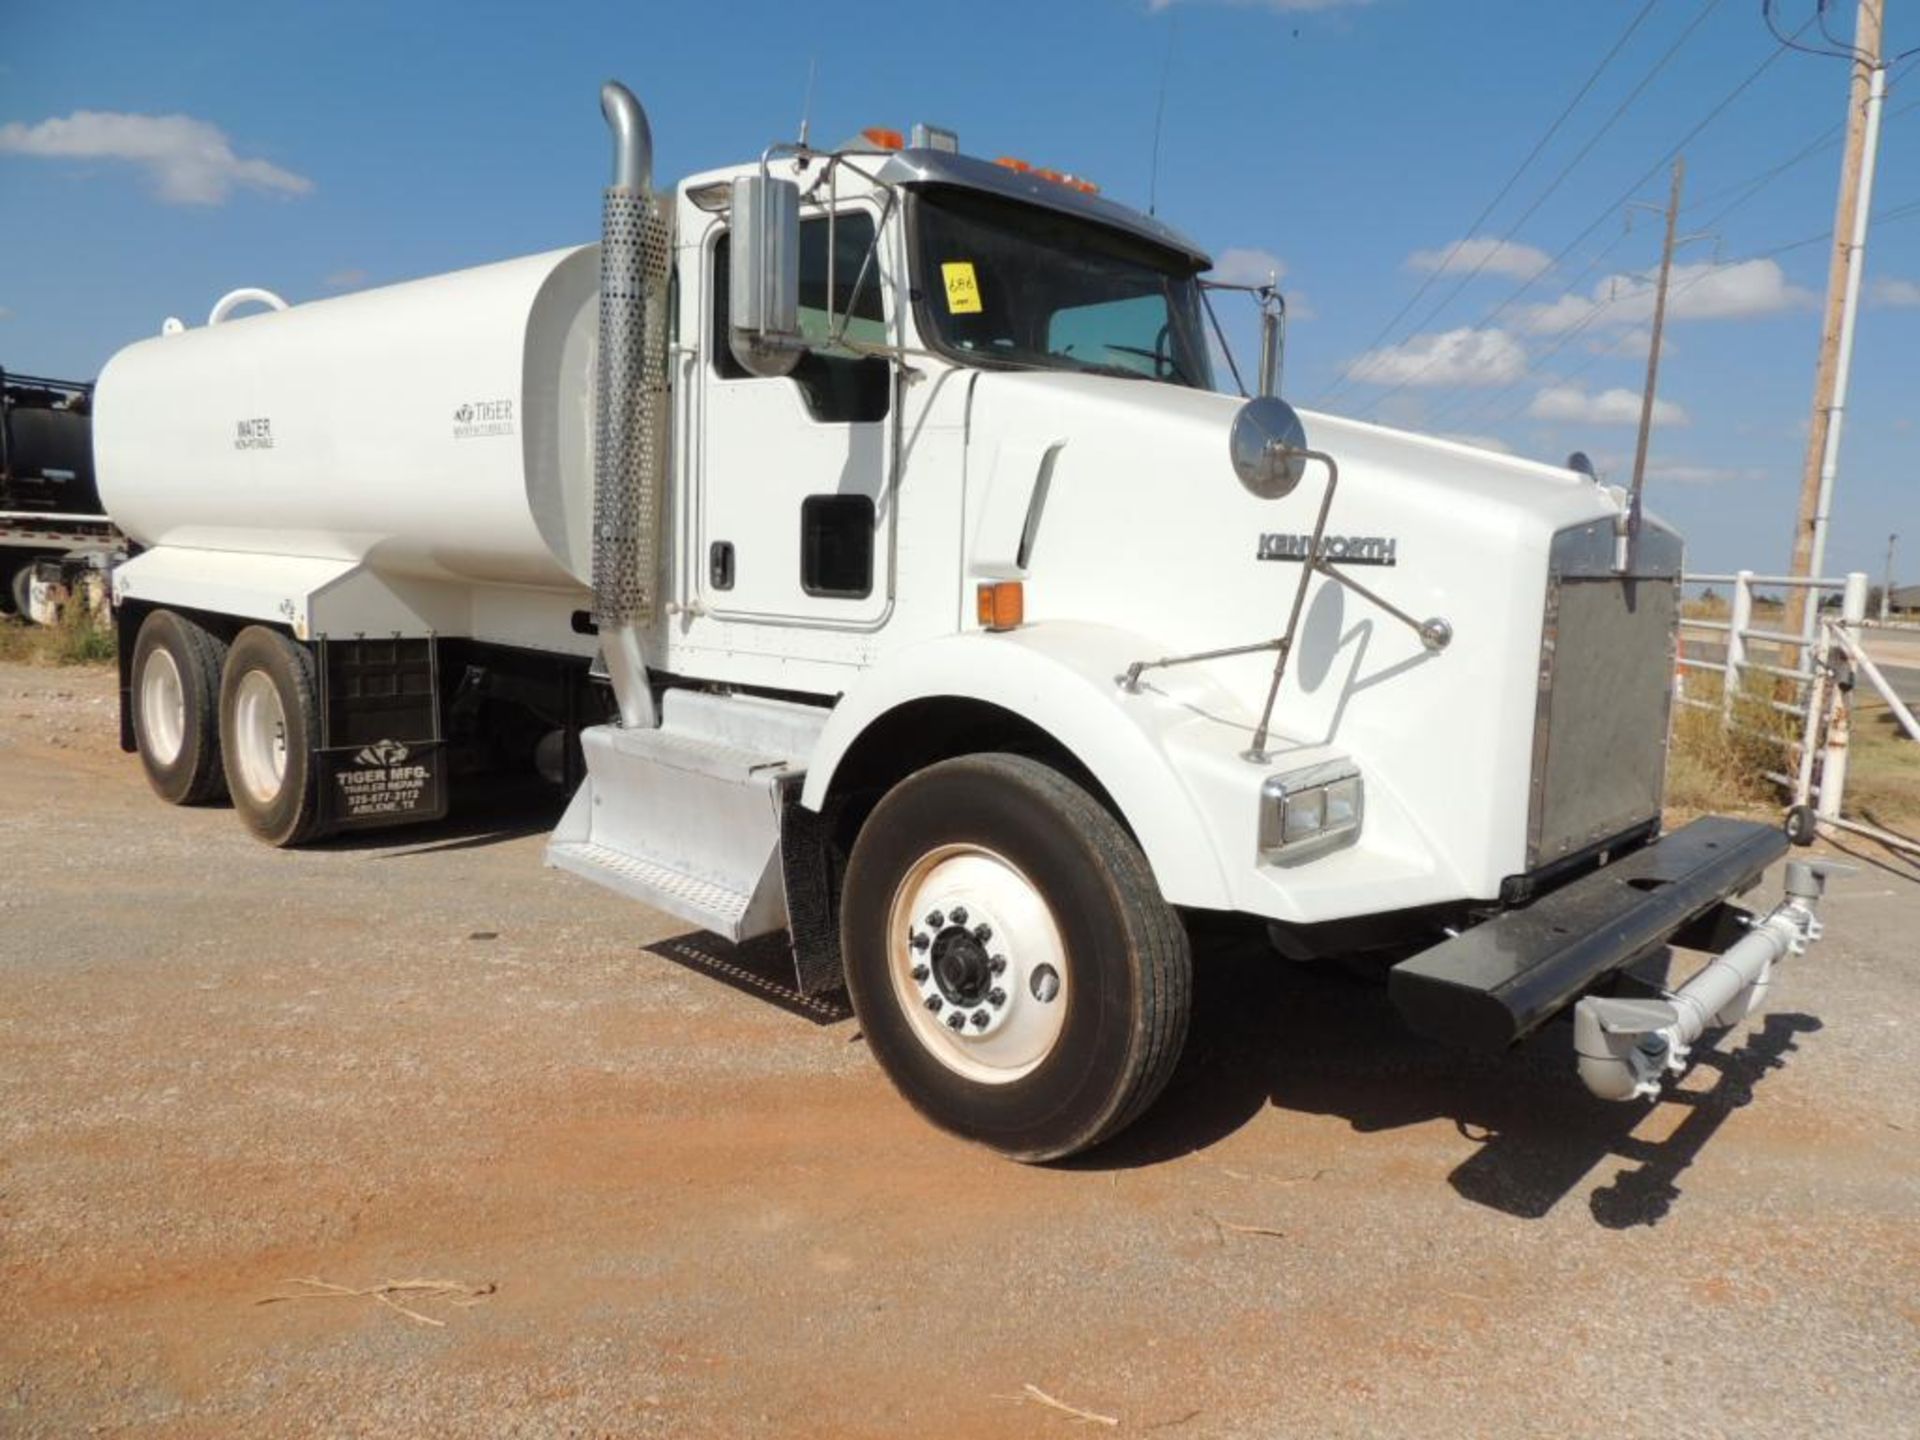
[3,658,1915,1438]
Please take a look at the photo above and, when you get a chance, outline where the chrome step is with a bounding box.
[544,713,802,942]
[547,839,755,935]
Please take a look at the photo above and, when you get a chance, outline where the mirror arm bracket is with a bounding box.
[1117,447,1454,765]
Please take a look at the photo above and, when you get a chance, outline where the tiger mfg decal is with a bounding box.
[334,739,433,818]
[1257,533,1398,566]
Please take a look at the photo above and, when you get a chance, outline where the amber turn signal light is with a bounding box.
[976,581,1025,631]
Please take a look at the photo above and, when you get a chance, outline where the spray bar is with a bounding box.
[1573,859,1842,1101]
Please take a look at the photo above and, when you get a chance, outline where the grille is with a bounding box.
[1526,526,1680,869]
[592,187,672,627]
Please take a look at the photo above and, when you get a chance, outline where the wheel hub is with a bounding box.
[930,925,994,1006]
[888,846,1071,1085]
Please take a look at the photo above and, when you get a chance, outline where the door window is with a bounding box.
[712,211,890,424]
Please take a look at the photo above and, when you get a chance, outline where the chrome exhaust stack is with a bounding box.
[592,80,671,729]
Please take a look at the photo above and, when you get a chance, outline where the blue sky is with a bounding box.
[2,0,1914,579]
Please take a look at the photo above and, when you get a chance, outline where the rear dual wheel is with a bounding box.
[841,754,1191,1162]
[130,613,328,845]
[219,626,329,847]
[132,610,229,805]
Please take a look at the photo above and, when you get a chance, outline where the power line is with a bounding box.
[1384,0,1724,353]
[1432,50,1920,432]
[1473,200,1920,430]
[1354,12,1808,417]
[1313,0,1667,406]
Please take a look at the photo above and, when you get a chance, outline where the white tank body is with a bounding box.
[95,246,600,591]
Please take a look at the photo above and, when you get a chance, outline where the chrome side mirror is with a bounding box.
[728,173,803,378]
[1229,395,1308,499]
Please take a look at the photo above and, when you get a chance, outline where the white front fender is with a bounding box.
[800,621,1237,910]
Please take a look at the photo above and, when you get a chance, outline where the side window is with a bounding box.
[800,494,875,598]
[712,212,891,424]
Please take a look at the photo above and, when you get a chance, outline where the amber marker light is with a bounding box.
[976,581,1025,631]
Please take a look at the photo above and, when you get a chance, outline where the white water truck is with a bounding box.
[94,83,1836,1159]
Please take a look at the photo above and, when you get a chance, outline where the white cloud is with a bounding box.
[1406,237,1551,281]
[324,268,368,289]
[1210,246,1287,288]
[1868,277,1920,309]
[1518,259,1812,335]
[0,110,311,205]
[1346,327,1526,388]
[1437,431,1514,454]
[1528,384,1688,427]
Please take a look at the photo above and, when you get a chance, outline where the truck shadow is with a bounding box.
[1078,923,1821,1228]
[325,774,566,856]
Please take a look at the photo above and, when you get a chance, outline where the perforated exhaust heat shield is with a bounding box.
[593,183,671,630]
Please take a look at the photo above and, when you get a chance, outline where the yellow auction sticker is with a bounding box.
[942,261,983,314]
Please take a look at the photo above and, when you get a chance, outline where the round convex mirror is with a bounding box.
[1229,396,1309,499]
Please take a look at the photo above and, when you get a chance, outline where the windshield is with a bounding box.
[909,185,1215,390]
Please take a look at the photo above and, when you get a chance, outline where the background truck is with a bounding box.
[90,82,1835,1160]
[1,369,125,624]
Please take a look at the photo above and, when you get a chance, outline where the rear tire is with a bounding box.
[10,565,33,620]
[840,753,1191,1162]
[220,626,330,847]
[131,610,229,805]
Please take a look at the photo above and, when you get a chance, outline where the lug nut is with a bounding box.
[926,910,944,929]
[951,906,969,926]
[911,964,929,983]
[910,931,929,952]
[946,1011,966,1031]
[970,1010,990,1029]
[988,987,1006,1008]
[925,995,943,1013]
[989,955,1007,975]
[973,924,993,943]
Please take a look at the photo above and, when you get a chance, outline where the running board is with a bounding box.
[545,720,797,942]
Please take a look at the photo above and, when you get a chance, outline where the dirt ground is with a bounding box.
[3,657,1916,1439]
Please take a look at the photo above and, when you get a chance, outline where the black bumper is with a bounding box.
[1389,816,1788,1052]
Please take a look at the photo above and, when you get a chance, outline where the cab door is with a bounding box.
[695,205,894,629]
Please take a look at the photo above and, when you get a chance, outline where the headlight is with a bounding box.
[1259,761,1363,861]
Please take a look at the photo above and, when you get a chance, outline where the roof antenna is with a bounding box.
[1148,14,1178,216]
[798,55,818,147]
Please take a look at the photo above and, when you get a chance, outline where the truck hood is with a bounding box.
[958,369,1669,897]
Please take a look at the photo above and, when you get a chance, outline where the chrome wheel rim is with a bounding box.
[231,669,289,806]
[139,649,186,766]
[886,844,1069,1085]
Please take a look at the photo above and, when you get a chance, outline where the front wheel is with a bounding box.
[841,754,1191,1162]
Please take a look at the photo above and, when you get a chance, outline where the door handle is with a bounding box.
[709,540,735,591]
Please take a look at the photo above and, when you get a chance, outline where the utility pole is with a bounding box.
[1625,156,1684,569]
[1786,0,1888,649]
[1884,531,1899,622]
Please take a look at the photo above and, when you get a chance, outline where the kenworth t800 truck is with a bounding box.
[93,83,1834,1160]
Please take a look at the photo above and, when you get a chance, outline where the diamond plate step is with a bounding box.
[548,839,754,935]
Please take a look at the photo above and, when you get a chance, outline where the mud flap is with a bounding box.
[314,636,448,832]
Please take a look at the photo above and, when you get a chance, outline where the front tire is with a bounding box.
[220,627,329,847]
[131,609,229,805]
[841,754,1191,1162]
